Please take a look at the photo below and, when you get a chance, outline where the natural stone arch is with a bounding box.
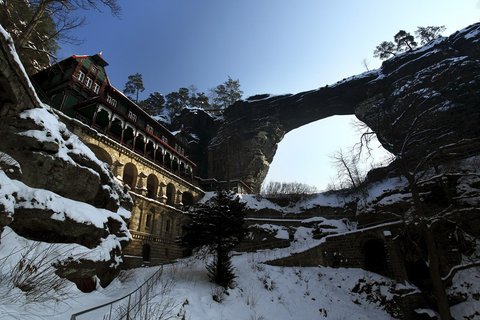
[362,237,387,275]
[182,191,194,206]
[146,174,159,199]
[166,183,175,205]
[86,143,112,166]
[123,162,138,190]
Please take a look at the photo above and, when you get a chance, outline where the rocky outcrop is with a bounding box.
[175,23,480,192]
[0,26,132,292]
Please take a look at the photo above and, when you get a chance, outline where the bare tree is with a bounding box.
[330,149,364,190]
[1,0,121,73]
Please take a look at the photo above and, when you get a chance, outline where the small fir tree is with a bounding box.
[182,191,247,288]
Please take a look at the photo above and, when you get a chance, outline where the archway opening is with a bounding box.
[263,115,391,191]
[363,238,387,275]
[123,126,135,148]
[164,152,172,169]
[182,191,194,206]
[123,163,138,190]
[87,144,112,166]
[134,133,145,155]
[93,108,109,131]
[146,174,159,199]
[108,118,123,142]
[172,158,179,173]
[166,183,175,205]
[155,148,164,166]
[145,140,155,161]
[142,243,151,262]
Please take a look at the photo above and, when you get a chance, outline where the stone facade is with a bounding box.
[59,113,203,267]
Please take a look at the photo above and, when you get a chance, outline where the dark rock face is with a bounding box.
[175,23,480,192]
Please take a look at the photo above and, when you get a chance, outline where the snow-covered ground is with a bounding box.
[0,225,409,320]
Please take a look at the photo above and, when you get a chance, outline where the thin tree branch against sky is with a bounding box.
[58,0,480,190]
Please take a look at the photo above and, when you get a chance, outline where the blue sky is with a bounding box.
[59,0,480,190]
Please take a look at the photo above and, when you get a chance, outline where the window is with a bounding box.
[162,136,168,144]
[145,213,152,229]
[106,95,117,107]
[90,65,97,74]
[165,219,171,233]
[76,70,85,82]
[93,82,100,94]
[146,124,153,134]
[85,77,93,88]
[128,111,137,122]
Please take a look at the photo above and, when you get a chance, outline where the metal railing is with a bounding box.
[70,266,164,320]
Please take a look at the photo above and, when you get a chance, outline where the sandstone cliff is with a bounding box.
[0,26,132,292]
[174,23,480,192]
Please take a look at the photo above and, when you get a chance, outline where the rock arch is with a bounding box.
[184,23,480,192]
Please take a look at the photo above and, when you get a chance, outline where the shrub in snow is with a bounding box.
[182,191,247,288]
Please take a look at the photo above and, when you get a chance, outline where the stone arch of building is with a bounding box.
[86,143,113,166]
[166,183,176,205]
[142,243,151,262]
[123,162,138,190]
[108,117,123,141]
[182,191,194,206]
[93,108,110,131]
[361,236,387,275]
[146,174,159,199]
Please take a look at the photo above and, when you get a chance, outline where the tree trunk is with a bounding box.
[407,172,452,319]
[16,0,50,49]
[422,225,452,320]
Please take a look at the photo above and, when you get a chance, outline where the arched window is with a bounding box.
[166,183,175,205]
[164,152,172,168]
[146,174,159,199]
[145,140,155,160]
[182,192,194,206]
[93,108,110,131]
[142,243,151,262]
[123,126,135,148]
[134,133,145,155]
[108,118,123,142]
[87,144,112,166]
[123,163,138,190]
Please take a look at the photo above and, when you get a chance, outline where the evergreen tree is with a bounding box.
[415,25,446,45]
[123,73,145,103]
[393,30,417,52]
[182,191,247,288]
[189,91,210,109]
[165,87,190,114]
[373,41,398,60]
[138,92,165,116]
[211,77,243,110]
